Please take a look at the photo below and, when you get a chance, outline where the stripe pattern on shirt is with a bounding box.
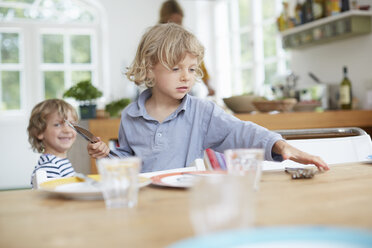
[31,154,75,186]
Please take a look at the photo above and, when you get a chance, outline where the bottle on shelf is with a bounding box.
[329,0,341,15]
[339,66,352,109]
[295,1,303,26]
[341,0,350,12]
[304,0,314,22]
[313,0,326,20]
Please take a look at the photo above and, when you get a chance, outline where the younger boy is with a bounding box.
[27,99,78,188]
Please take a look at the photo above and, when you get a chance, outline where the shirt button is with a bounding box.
[157,133,162,137]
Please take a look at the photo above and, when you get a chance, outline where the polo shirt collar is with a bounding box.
[127,88,189,120]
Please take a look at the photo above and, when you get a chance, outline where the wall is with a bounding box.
[290,32,372,109]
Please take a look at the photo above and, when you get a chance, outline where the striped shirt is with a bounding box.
[31,154,75,187]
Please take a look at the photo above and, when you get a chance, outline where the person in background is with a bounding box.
[27,99,78,188]
[159,0,215,96]
[87,23,329,173]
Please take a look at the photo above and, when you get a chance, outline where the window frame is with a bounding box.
[225,0,288,96]
[39,27,98,100]
[0,27,26,115]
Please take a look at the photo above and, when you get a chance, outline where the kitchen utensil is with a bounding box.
[308,72,322,84]
[65,119,118,157]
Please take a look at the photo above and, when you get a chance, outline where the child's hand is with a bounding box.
[87,137,110,159]
[273,140,329,171]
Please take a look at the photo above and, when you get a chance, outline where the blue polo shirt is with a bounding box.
[113,89,284,172]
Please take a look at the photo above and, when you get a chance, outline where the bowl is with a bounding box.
[293,101,321,112]
[223,95,256,113]
[252,98,297,112]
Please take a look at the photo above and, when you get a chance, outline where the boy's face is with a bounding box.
[150,53,198,101]
[37,111,77,158]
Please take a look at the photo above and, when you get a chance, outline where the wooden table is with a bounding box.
[1,162,371,248]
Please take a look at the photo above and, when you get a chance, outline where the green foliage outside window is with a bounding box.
[1,71,20,110]
[44,71,64,99]
[71,35,91,64]
[1,33,19,63]
[42,34,64,63]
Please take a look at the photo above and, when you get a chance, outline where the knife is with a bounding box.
[65,119,119,157]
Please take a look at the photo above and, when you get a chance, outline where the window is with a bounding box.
[41,31,96,99]
[0,0,103,113]
[0,30,23,111]
[217,0,288,97]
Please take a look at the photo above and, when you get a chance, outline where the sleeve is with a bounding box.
[108,112,134,158]
[202,102,284,161]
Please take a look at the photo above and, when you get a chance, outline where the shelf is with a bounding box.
[281,10,372,49]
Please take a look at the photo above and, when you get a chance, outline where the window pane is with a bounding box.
[71,71,91,85]
[241,68,253,93]
[42,34,63,63]
[2,0,34,3]
[263,23,277,58]
[71,35,91,63]
[1,0,95,22]
[44,71,64,99]
[1,71,20,110]
[1,33,19,63]
[264,62,277,85]
[240,32,253,64]
[262,0,276,20]
[239,0,251,27]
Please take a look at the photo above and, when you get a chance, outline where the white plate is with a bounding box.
[39,175,151,200]
[150,171,226,188]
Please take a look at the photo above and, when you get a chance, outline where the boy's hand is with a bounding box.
[273,140,329,171]
[87,137,110,159]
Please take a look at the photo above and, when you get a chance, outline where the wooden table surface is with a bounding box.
[1,162,372,248]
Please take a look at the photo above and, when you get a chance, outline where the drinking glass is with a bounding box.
[189,174,255,236]
[97,157,141,209]
[224,148,264,191]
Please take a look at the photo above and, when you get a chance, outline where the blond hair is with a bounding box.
[126,23,204,88]
[159,0,184,24]
[27,99,78,153]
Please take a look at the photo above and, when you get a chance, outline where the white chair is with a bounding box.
[263,127,372,170]
[32,170,54,189]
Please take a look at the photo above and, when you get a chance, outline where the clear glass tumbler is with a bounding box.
[97,157,141,209]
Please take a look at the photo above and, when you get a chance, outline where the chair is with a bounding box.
[263,127,372,170]
[32,170,54,189]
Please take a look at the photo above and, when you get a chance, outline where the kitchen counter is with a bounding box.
[87,110,372,173]
[234,109,372,130]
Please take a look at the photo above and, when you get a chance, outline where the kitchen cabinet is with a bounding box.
[281,10,372,49]
[87,110,372,173]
